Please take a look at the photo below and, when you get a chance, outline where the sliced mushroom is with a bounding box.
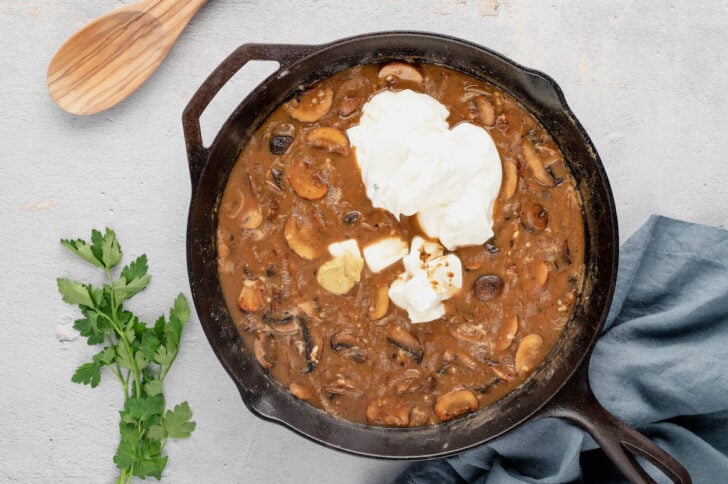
[437,350,458,375]
[329,331,368,362]
[238,279,264,313]
[239,205,263,230]
[378,61,423,84]
[287,157,328,200]
[475,95,495,127]
[522,203,549,232]
[335,74,369,116]
[222,187,244,219]
[474,274,504,301]
[409,405,432,427]
[288,86,333,123]
[253,331,276,370]
[288,382,314,401]
[302,323,323,372]
[422,374,437,395]
[522,138,557,187]
[297,300,320,319]
[533,260,550,287]
[263,312,301,336]
[515,334,544,374]
[330,331,365,352]
[537,144,563,166]
[270,168,284,190]
[495,113,509,132]
[337,96,361,117]
[455,350,479,371]
[283,215,320,260]
[448,322,489,344]
[433,389,478,422]
[236,313,264,333]
[386,326,424,364]
[501,159,518,200]
[489,363,514,382]
[225,188,260,230]
[225,184,263,230]
[306,127,350,155]
[366,398,410,427]
[390,369,424,394]
[323,377,364,399]
[494,314,519,352]
[369,284,390,320]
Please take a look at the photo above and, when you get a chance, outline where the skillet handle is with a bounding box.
[181,43,317,190]
[540,364,691,484]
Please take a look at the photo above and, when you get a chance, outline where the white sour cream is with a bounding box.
[347,89,502,250]
[388,236,463,323]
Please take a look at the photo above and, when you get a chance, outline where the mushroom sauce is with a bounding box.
[216,62,585,427]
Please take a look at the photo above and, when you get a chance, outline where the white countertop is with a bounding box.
[1,1,727,482]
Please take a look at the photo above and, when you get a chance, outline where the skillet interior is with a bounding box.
[186,32,618,458]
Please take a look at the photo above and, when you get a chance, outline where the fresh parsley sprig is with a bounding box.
[57,228,195,483]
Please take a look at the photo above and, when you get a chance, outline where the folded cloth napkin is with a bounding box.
[395,215,728,484]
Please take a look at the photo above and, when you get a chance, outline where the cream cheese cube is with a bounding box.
[363,236,408,273]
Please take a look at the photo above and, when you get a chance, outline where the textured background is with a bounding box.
[1,1,727,482]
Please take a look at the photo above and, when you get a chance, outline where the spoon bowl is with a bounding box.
[47,0,206,115]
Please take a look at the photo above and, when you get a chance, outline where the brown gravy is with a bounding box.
[217,63,585,427]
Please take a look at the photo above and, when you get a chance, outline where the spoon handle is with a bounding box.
[146,0,208,41]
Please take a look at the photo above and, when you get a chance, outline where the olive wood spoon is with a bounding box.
[47,0,207,115]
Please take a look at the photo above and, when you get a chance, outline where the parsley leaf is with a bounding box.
[144,379,163,397]
[121,254,149,284]
[61,238,105,268]
[154,345,173,368]
[133,455,167,480]
[73,309,106,346]
[113,423,141,469]
[170,294,191,329]
[72,361,102,387]
[124,395,165,423]
[163,402,196,439]
[141,331,161,362]
[101,228,122,269]
[59,228,195,482]
[115,254,151,301]
[57,278,94,308]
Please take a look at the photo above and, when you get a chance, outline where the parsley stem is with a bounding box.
[115,467,128,484]
[107,364,126,393]
[98,309,140,397]
[104,268,142,398]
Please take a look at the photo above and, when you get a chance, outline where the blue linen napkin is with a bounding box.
[395,215,728,483]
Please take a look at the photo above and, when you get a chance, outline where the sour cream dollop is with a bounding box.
[388,236,463,323]
[347,89,502,250]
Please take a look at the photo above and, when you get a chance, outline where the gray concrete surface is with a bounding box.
[1,0,727,482]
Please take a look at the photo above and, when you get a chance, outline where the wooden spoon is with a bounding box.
[47,0,207,115]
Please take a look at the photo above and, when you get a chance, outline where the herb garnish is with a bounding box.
[57,228,195,483]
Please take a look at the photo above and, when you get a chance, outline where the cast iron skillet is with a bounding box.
[183,32,691,483]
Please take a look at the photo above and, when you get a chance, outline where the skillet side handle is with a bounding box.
[181,43,318,190]
[540,364,691,484]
